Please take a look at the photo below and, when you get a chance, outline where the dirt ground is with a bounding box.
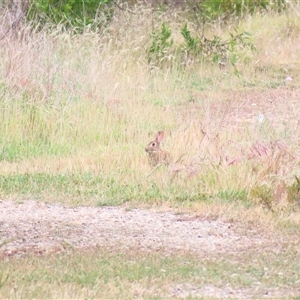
[0,199,266,257]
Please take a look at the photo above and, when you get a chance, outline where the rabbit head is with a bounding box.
[145,131,171,166]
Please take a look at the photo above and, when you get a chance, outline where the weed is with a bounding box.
[250,184,274,212]
[181,24,256,67]
[286,176,300,211]
[148,22,174,67]
[148,22,256,68]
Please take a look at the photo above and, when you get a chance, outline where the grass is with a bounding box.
[0,246,299,298]
[0,172,217,207]
[0,5,300,215]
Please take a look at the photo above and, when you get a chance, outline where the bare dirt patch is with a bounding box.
[0,199,282,258]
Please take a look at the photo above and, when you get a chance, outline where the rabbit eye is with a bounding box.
[152,142,156,147]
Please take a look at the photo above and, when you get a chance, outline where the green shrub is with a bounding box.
[26,0,114,31]
[199,0,288,21]
[147,22,255,69]
[181,24,255,66]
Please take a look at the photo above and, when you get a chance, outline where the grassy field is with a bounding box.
[1,3,300,298]
[1,246,300,298]
[1,8,300,211]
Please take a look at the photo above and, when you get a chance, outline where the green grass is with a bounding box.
[0,247,299,298]
[0,173,214,206]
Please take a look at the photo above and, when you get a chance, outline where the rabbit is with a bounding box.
[145,131,171,166]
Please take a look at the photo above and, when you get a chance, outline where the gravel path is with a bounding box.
[0,199,266,257]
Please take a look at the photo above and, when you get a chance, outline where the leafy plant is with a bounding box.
[181,24,256,67]
[147,22,255,69]
[147,22,174,67]
[180,23,202,62]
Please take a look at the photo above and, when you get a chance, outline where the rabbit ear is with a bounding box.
[156,131,164,143]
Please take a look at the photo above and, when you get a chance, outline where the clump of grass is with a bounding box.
[250,184,274,211]
[287,176,300,210]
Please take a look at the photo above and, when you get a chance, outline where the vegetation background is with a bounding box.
[0,0,299,212]
[0,0,300,298]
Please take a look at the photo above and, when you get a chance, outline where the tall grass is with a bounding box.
[0,4,300,211]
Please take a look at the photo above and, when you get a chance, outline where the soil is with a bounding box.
[0,200,269,258]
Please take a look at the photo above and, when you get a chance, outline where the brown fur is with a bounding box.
[145,131,171,166]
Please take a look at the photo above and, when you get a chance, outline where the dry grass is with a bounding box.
[0,5,300,223]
